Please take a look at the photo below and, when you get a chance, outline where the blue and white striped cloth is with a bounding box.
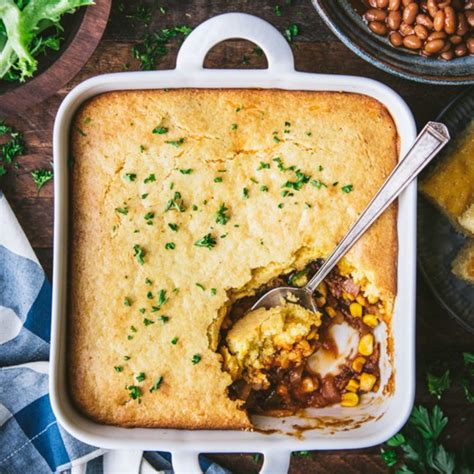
[0,191,229,474]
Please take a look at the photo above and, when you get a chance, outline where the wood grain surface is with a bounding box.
[1,1,473,472]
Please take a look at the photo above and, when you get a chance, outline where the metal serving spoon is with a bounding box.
[250,121,450,314]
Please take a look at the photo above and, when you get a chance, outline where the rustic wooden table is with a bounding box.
[2,1,473,472]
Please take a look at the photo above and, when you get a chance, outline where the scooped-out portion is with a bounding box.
[219,261,384,416]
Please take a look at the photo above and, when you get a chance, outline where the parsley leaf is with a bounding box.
[192,354,201,364]
[136,372,146,382]
[165,138,185,147]
[194,233,217,250]
[427,369,450,400]
[127,385,142,400]
[179,168,192,174]
[215,203,230,225]
[152,126,168,134]
[284,23,300,42]
[165,191,186,212]
[150,376,164,392]
[168,223,179,232]
[165,242,175,250]
[342,184,354,193]
[124,173,137,182]
[31,168,53,189]
[133,244,145,265]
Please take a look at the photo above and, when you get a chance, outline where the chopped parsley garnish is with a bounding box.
[144,173,156,183]
[158,315,170,323]
[139,308,146,314]
[140,145,146,152]
[165,191,186,212]
[231,123,238,130]
[242,187,249,200]
[115,206,128,215]
[127,385,142,400]
[165,138,185,147]
[272,132,280,143]
[114,365,123,373]
[194,233,217,250]
[272,157,296,172]
[289,268,310,285]
[257,162,270,170]
[236,107,241,112]
[192,354,202,365]
[305,202,312,208]
[171,337,179,345]
[158,289,167,306]
[168,223,179,232]
[124,173,137,182]
[281,190,293,197]
[76,127,87,137]
[132,26,193,71]
[179,168,193,174]
[141,193,148,199]
[130,325,137,333]
[214,177,223,183]
[143,318,154,326]
[318,165,324,171]
[210,288,217,296]
[196,283,205,291]
[136,372,146,382]
[283,169,311,191]
[152,126,168,134]
[144,211,155,220]
[284,23,300,42]
[145,278,152,285]
[192,204,198,211]
[215,203,230,225]
[311,179,327,189]
[0,122,25,177]
[165,242,176,250]
[250,177,258,184]
[150,376,164,392]
[278,203,284,209]
[147,291,153,299]
[306,131,312,136]
[260,185,269,192]
[133,244,145,265]
[124,297,131,306]
[341,184,354,193]
[31,169,53,190]
[151,306,160,312]
[275,4,282,16]
[124,355,131,361]
[333,181,339,186]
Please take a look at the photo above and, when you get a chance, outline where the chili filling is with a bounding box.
[219,260,383,415]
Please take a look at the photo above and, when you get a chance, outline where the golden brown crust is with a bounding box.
[68,89,398,429]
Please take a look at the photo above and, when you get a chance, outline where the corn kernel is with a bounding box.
[341,392,359,407]
[343,292,355,301]
[317,282,328,297]
[349,302,363,317]
[315,295,327,307]
[358,334,374,356]
[367,294,379,305]
[345,379,360,392]
[326,307,337,318]
[356,295,366,306]
[363,314,379,328]
[352,356,366,373]
[359,373,377,392]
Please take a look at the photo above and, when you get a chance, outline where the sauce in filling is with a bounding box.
[219,261,382,415]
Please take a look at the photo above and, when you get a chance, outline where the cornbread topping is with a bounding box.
[420,120,474,236]
[68,89,397,429]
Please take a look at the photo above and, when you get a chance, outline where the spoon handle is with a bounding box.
[304,121,450,295]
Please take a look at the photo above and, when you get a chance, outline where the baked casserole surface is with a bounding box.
[69,89,398,429]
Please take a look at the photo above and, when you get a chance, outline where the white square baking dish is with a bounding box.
[51,13,417,474]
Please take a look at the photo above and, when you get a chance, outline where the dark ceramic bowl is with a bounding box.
[312,0,474,85]
[418,87,474,333]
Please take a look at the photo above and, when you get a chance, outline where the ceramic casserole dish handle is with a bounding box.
[173,13,293,474]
